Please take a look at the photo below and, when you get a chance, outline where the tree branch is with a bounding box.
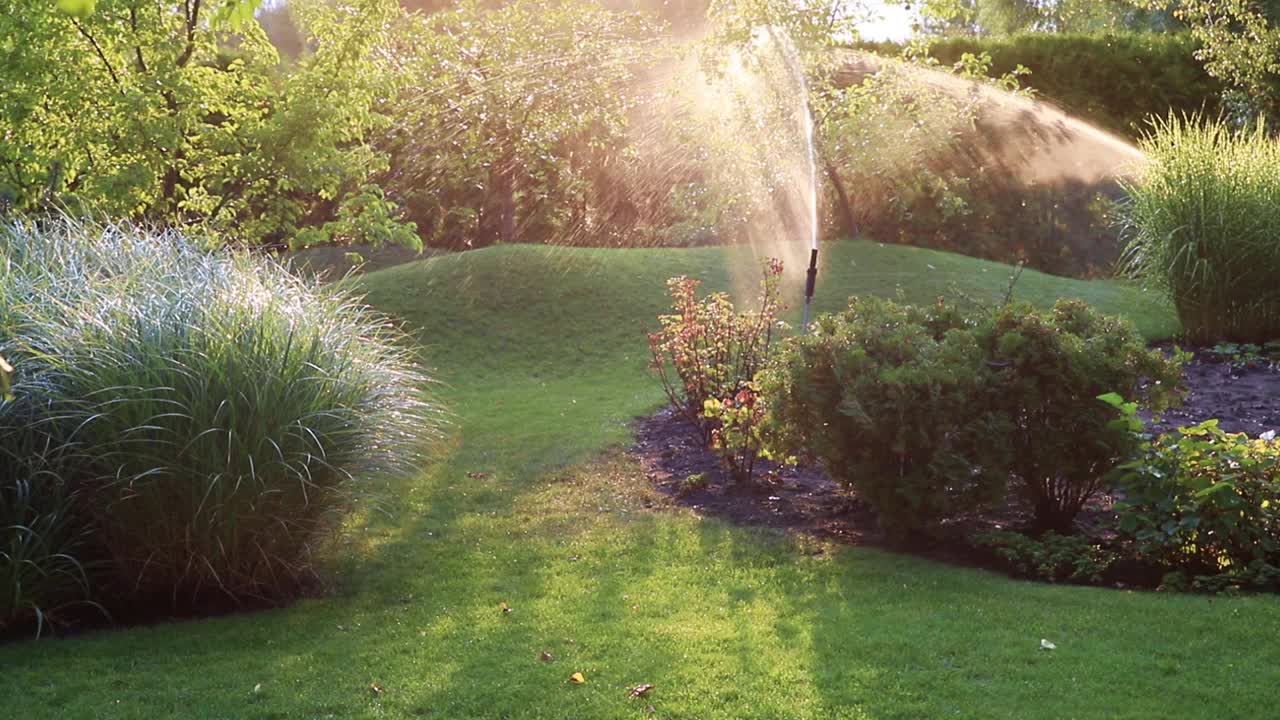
[176,0,203,68]
[129,5,149,73]
[69,17,122,89]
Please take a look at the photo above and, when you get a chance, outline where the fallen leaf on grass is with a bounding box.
[629,684,654,698]
[569,672,587,684]
[370,682,385,695]
[1040,638,1057,651]
[539,651,554,662]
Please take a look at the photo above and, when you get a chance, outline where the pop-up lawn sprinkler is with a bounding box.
[802,247,818,331]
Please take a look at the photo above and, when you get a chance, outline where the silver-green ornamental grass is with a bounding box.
[1120,114,1280,343]
[0,219,439,624]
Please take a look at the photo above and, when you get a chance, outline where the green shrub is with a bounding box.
[762,296,1008,537]
[973,530,1117,584]
[0,219,437,616]
[0,1,420,251]
[1111,420,1280,592]
[1120,115,1280,343]
[983,300,1181,532]
[763,297,1180,537]
[648,260,784,483]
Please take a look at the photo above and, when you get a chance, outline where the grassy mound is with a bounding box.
[4,242,1275,720]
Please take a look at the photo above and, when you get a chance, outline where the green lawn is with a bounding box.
[3,240,1275,719]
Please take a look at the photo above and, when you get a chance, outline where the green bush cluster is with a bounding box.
[0,220,436,634]
[982,300,1182,531]
[1120,115,1280,343]
[761,297,1004,535]
[762,297,1180,537]
[1112,420,1280,592]
[849,167,1122,278]
[973,530,1117,584]
[0,0,422,251]
[856,32,1222,139]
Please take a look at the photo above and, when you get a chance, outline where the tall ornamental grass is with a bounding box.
[0,220,437,629]
[1120,115,1280,343]
[0,406,97,636]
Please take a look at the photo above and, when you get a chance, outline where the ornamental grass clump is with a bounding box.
[1120,114,1280,343]
[0,405,98,636]
[0,219,437,624]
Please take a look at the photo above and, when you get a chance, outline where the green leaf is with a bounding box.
[1096,392,1126,408]
[55,0,96,17]
[212,0,263,30]
[1194,482,1236,499]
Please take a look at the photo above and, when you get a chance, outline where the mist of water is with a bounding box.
[771,28,821,256]
[628,25,823,301]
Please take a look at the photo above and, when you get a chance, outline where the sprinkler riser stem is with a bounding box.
[802,247,818,332]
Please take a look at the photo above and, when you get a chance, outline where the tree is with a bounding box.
[907,0,1176,35]
[1135,0,1280,121]
[381,0,660,248]
[0,0,417,249]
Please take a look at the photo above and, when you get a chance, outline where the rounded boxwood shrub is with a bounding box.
[981,299,1181,532]
[763,296,1180,537]
[0,219,437,624]
[762,296,1011,538]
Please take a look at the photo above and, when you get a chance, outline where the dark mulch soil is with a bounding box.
[632,408,1028,572]
[634,408,878,544]
[1147,349,1280,438]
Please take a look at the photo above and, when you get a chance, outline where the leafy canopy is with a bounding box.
[0,0,417,249]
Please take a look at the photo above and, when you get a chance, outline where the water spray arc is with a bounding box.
[766,26,821,332]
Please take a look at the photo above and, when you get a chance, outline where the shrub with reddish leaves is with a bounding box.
[648,260,784,482]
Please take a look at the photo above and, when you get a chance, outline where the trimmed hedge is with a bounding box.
[856,32,1223,139]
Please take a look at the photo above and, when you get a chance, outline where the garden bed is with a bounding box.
[635,349,1280,588]
[632,408,1034,572]
[1147,348,1280,438]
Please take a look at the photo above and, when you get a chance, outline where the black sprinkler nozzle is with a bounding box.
[802,247,818,332]
[804,248,818,301]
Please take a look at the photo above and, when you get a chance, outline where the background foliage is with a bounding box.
[855,32,1222,139]
[0,0,417,249]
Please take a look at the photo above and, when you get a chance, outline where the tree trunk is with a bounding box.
[495,153,516,244]
[825,159,857,240]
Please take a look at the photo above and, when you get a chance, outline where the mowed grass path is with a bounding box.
[3,241,1276,719]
